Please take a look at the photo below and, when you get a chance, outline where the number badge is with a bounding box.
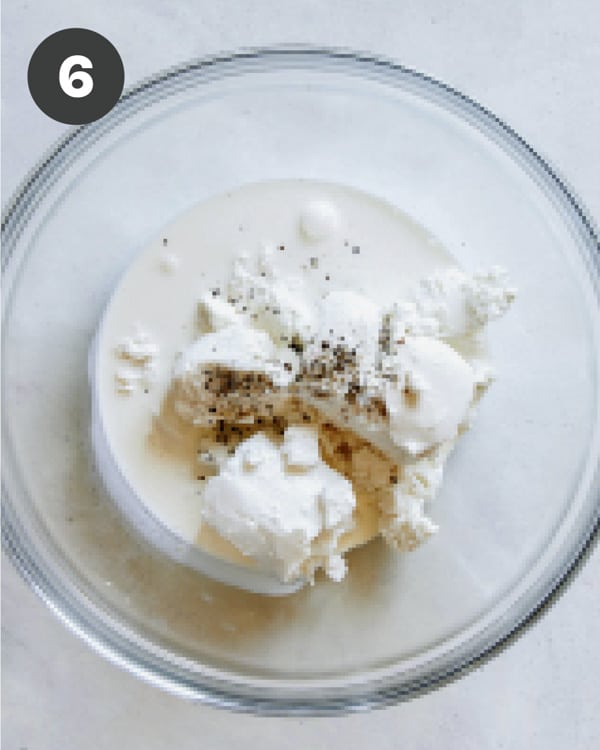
[28,28,124,125]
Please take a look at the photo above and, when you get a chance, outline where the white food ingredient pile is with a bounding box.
[130,200,516,584]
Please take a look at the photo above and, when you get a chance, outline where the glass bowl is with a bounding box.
[2,47,599,715]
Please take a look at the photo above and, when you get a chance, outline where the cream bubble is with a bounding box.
[299,200,340,242]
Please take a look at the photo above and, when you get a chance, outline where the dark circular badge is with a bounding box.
[28,28,124,125]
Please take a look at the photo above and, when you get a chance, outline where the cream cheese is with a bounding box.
[172,324,297,425]
[381,336,476,455]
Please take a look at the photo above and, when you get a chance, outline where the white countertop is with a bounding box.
[2,1,599,747]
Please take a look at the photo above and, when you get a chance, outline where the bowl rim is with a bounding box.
[2,45,599,716]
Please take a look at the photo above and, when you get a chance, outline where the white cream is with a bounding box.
[159,252,180,274]
[299,200,340,242]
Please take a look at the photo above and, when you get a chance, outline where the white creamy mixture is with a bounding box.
[96,180,515,585]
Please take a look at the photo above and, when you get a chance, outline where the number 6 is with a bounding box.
[59,55,94,98]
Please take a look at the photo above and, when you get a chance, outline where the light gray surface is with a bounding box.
[2,1,599,747]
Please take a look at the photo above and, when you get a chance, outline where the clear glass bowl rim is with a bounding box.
[2,45,599,715]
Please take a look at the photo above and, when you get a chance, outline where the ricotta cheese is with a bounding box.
[226,250,316,344]
[113,327,158,395]
[201,427,356,582]
[311,290,382,372]
[392,266,517,340]
[380,448,447,551]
